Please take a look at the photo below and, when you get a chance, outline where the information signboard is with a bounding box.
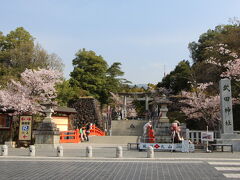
[19,116,32,141]
[201,131,214,142]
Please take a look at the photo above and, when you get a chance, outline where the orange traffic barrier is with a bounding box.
[60,129,80,143]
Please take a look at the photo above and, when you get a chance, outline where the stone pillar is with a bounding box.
[220,78,234,134]
[217,78,240,151]
[145,95,149,111]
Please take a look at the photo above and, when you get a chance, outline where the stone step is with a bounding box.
[111,120,148,136]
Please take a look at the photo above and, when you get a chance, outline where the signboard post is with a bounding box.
[19,116,32,141]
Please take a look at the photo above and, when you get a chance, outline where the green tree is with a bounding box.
[70,49,108,104]
[69,49,128,105]
[157,60,192,94]
[0,27,64,86]
[106,62,129,93]
[188,22,240,84]
[56,80,87,106]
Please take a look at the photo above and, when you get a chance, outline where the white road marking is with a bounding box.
[208,162,240,165]
[223,173,240,178]
[215,167,240,171]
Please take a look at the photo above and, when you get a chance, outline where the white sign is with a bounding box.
[139,143,194,152]
[201,131,214,141]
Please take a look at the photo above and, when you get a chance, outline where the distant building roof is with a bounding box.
[54,106,77,114]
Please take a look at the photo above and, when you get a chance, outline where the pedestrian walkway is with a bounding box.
[2,143,240,158]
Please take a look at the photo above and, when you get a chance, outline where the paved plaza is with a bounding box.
[1,144,240,180]
[1,158,240,180]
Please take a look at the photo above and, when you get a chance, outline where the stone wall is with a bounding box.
[72,97,103,129]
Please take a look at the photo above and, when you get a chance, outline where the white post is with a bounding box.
[1,145,8,156]
[147,146,154,158]
[29,145,35,157]
[206,126,211,153]
[57,145,63,157]
[86,146,93,158]
[116,146,123,158]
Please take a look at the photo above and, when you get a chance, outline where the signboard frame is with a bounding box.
[201,131,214,142]
[18,115,32,141]
[138,143,195,152]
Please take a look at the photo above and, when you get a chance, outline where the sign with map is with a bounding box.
[201,131,214,141]
[19,116,32,141]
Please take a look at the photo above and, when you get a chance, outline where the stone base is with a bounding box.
[217,133,240,151]
[35,134,60,145]
[34,122,60,146]
[154,122,187,143]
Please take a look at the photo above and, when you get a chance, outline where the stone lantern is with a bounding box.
[34,103,60,148]
[158,95,172,123]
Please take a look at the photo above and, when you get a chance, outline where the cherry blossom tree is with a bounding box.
[181,83,221,129]
[207,44,240,80]
[181,45,240,129]
[0,68,63,114]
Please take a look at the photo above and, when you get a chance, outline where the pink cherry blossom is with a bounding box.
[0,68,63,114]
[181,83,220,129]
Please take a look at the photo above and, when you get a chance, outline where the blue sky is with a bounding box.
[1,0,240,84]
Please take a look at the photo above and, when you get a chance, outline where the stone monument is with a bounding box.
[34,103,60,148]
[217,78,240,151]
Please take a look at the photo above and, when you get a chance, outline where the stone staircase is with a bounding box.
[60,136,140,149]
[111,120,148,136]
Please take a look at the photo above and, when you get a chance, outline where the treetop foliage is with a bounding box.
[70,48,127,105]
[0,27,64,87]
